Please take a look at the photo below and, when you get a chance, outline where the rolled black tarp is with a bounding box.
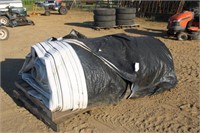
[20,30,177,111]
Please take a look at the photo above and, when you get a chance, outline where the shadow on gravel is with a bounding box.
[1,58,25,105]
[125,28,168,38]
[65,21,94,28]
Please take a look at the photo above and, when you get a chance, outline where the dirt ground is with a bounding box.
[0,10,199,132]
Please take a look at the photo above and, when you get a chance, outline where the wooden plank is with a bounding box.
[151,1,155,13]
[13,89,59,131]
[93,24,140,31]
[14,79,96,131]
[177,0,185,13]
[13,89,20,99]
[15,80,90,123]
[92,25,119,31]
[17,80,29,88]
[53,105,95,123]
[118,24,140,29]
[15,81,52,118]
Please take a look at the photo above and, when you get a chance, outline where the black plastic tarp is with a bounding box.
[54,31,178,105]
[70,44,127,106]
[65,34,177,101]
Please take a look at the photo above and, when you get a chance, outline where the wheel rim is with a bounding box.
[0,29,8,40]
[61,8,66,14]
[181,34,187,40]
[0,17,8,25]
[45,11,50,16]
[178,32,188,40]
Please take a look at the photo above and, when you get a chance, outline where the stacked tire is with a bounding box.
[116,8,136,26]
[93,8,116,28]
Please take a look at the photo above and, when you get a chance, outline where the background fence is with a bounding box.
[22,0,198,21]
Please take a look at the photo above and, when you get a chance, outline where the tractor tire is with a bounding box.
[94,21,116,28]
[0,16,9,25]
[94,15,116,22]
[0,27,9,40]
[59,6,68,15]
[177,32,188,41]
[189,31,200,40]
[167,30,174,36]
[116,8,136,14]
[116,14,136,20]
[44,10,50,16]
[10,20,18,27]
[116,20,135,26]
[93,8,116,16]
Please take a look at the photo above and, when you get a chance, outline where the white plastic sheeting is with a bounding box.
[19,40,88,112]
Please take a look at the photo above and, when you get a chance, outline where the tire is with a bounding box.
[0,16,9,25]
[94,15,116,22]
[177,32,188,41]
[0,27,9,40]
[189,31,200,40]
[59,6,68,15]
[44,10,50,16]
[10,20,18,27]
[116,8,136,14]
[167,30,174,36]
[116,14,136,20]
[93,8,116,16]
[94,21,116,28]
[116,20,135,25]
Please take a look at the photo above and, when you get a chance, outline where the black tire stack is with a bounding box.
[93,8,116,28]
[116,8,136,26]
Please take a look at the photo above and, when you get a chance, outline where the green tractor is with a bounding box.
[0,6,34,27]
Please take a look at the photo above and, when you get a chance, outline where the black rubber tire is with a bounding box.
[94,21,116,28]
[116,14,136,20]
[116,20,135,25]
[116,8,136,14]
[58,6,68,15]
[177,32,188,41]
[44,10,50,16]
[167,30,174,36]
[94,15,116,22]
[189,31,200,40]
[93,8,116,16]
[10,20,18,27]
[0,16,9,25]
[0,27,9,40]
